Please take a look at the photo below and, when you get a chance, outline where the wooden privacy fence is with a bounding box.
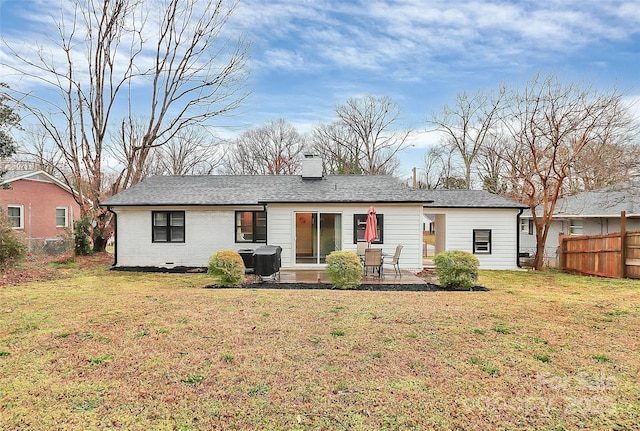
[559,212,640,279]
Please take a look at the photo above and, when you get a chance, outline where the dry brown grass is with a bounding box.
[1,263,639,430]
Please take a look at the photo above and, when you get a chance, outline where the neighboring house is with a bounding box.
[520,188,640,266]
[101,157,526,271]
[0,170,81,247]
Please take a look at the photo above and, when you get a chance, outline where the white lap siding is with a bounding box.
[267,203,424,270]
[429,207,521,270]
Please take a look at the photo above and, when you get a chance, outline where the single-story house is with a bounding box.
[1,170,81,247]
[520,187,640,266]
[101,157,526,272]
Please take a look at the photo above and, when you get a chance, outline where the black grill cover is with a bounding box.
[253,245,282,276]
[238,249,255,274]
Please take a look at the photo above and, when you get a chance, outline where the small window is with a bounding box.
[152,211,185,243]
[56,207,68,228]
[473,229,491,254]
[7,205,23,229]
[353,214,384,244]
[520,218,533,235]
[569,219,583,236]
[235,211,267,243]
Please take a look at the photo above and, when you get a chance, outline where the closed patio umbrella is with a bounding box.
[364,206,377,246]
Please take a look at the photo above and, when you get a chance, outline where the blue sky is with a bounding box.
[2,0,640,179]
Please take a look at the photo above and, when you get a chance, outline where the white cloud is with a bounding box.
[407,129,446,149]
[623,94,640,124]
[232,0,640,79]
[3,0,639,160]
[260,49,305,70]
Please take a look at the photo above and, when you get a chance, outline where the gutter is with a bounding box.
[516,208,524,268]
[106,206,117,267]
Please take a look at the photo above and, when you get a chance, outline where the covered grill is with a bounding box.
[253,245,282,281]
[238,249,256,274]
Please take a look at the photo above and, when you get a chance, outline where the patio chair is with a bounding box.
[384,244,403,276]
[356,241,368,264]
[364,248,383,278]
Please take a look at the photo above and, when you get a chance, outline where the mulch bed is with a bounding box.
[206,281,489,292]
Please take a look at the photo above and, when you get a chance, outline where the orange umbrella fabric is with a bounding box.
[364,206,377,244]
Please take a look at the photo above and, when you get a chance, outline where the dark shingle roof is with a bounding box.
[416,189,527,209]
[101,175,525,209]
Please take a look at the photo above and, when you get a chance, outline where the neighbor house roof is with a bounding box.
[101,174,525,209]
[519,181,640,219]
[527,189,640,218]
[1,169,74,193]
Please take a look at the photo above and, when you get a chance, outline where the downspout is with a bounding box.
[106,206,117,267]
[258,202,268,242]
[516,208,523,268]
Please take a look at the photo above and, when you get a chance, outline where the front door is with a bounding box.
[295,212,342,264]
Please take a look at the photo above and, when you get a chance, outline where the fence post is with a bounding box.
[558,234,566,271]
[620,211,627,279]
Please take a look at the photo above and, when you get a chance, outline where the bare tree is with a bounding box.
[312,95,411,175]
[2,0,249,251]
[311,122,361,174]
[427,87,506,189]
[106,121,223,184]
[476,133,509,194]
[418,145,460,189]
[567,141,640,192]
[499,74,637,269]
[224,119,306,175]
[7,126,65,175]
[148,127,224,175]
[0,83,20,179]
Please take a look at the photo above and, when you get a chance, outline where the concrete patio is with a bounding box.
[259,268,429,286]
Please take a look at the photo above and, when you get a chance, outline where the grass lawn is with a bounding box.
[1,261,639,430]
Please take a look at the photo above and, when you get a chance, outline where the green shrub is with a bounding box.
[325,250,362,289]
[0,210,27,270]
[433,250,479,290]
[208,250,245,287]
[0,228,27,270]
[73,215,93,256]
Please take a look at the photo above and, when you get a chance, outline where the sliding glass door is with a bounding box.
[295,212,342,264]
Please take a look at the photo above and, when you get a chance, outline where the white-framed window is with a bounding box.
[569,219,583,236]
[56,207,68,227]
[473,229,492,254]
[520,218,533,235]
[7,205,23,229]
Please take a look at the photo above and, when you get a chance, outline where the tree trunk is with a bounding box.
[92,211,112,253]
[93,234,108,253]
[533,241,546,270]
